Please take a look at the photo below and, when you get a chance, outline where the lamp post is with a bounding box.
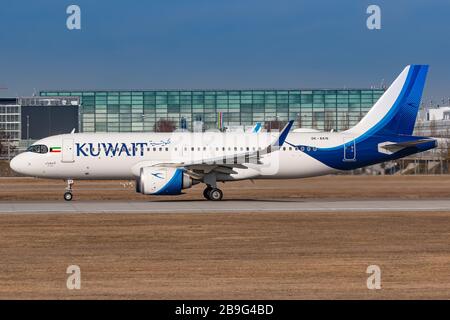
[26,115,30,147]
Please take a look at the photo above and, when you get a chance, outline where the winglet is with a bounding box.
[273,120,294,147]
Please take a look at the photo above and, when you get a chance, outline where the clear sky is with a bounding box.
[0,0,449,104]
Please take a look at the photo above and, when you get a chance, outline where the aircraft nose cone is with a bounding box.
[9,156,19,173]
[10,154,27,175]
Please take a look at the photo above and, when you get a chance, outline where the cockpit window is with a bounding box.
[27,144,48,154]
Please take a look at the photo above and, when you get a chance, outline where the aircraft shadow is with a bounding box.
[151,198,305,203]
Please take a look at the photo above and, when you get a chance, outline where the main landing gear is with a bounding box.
[202,173,223,201]
[64,179,74,201]
[203,186,223,201]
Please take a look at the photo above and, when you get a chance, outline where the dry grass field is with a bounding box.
[0,175,449,299]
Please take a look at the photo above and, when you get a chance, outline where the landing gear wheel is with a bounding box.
[203,187,212,200]
[209,188,223,201]
[64,192,73,201]
[64,179,74,201]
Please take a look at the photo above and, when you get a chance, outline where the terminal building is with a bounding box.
[19,96,80,141]
[39,89,385,133]
[0,96,80,159]
[0,98,21,159]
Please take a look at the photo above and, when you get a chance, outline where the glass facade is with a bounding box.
[0,101,21,159]
[0,104,21,140]
[40,89,384,132]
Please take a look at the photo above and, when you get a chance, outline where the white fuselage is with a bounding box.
[11,131,347,181]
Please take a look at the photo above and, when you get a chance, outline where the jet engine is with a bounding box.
[136,167,195,195]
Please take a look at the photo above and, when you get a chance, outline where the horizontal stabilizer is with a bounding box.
[378,138,437,154]
[383,138,436,150]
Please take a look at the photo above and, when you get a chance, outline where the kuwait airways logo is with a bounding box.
[75,140,171,157]
[151,172,164,179]
[50,147,61,153]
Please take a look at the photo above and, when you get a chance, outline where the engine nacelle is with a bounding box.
[136,167,194,195]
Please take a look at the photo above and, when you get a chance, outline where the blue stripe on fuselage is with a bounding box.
[286,135,436,170]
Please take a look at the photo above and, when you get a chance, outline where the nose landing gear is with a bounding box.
[64,179,74,201]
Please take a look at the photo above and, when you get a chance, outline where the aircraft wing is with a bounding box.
[151,120,293,177]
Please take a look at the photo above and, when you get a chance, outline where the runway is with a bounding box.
[1,199,450,214]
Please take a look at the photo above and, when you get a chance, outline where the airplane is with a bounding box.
[10,65,437,201]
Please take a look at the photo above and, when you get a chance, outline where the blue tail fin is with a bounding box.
[350,65,428,136]
[382,65,428,135]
